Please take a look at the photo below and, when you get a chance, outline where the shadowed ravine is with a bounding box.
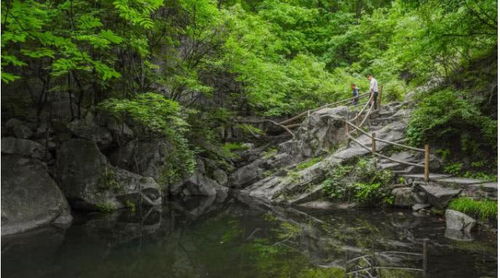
[2,192,496,278]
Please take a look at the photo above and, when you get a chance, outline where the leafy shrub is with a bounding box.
[406,90,497,161]
[100,92,195,185]
[448,197,497,221]
[323,158,394,207]
[444,162,463,176]
[382,80,406,102]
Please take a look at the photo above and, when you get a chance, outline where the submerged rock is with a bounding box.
[2,155,72,235]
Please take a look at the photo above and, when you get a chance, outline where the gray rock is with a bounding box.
[56,139,162,210]
[294,106,348,159]
[109,138,171,185]
[213,169,228,186]
[412,203,431,211]
[13,124,33,139]
[2,155,72,235]
[2,137,45,159]
[416,184,461,209]
[392,187,415,207]
[229,159,264,188]
[445,209,476,233]
[67,114,113,149]
[445,209,477,241]
[176,171,228,198]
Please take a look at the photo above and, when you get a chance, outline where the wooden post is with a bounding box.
[424,144,430,182]
[371,133,376,153]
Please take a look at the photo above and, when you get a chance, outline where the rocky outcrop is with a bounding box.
[56,139,162,211]
[2,155,72,235]
[289,106,348,159]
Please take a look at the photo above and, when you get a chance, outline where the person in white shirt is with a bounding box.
[367,74,378,110]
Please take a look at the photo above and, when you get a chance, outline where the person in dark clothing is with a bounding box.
[351,83,359,105]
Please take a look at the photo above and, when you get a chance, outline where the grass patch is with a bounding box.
[448,197,497,221]
[296,156,322,170]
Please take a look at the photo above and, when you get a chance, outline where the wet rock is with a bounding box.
[56,139,161,210]
[416,184,461,209]
[445,209,476,241]
[2,155,72,235]
[392,187,415,207]
[445,209,476,233]
[1,137,45,159]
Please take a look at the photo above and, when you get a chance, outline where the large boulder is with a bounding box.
[2,155,72,235]
[293,106,348,159]
[56,139,162,211]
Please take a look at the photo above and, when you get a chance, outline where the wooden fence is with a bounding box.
[258,85,431,182]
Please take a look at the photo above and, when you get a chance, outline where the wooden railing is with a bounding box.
[251,84,431,182]
[343,94,431,182]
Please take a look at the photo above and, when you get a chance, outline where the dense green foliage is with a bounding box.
[449,197,497,221]
[2,0,497,182]
[323,158,394,206]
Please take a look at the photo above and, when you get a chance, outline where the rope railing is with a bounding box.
[278,92,371,126]
[343,96,430,181]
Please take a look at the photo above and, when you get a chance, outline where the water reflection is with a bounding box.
[2,193,497,278]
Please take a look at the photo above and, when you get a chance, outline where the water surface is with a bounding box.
[2,193,497,278]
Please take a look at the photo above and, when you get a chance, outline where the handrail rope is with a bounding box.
[347,134,424,168]
[351,94,373,122]
[357,100,374,128]
[345,121,425,152]
[278,92,371,125]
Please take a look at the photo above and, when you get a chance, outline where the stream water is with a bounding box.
[2,193,497,278]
